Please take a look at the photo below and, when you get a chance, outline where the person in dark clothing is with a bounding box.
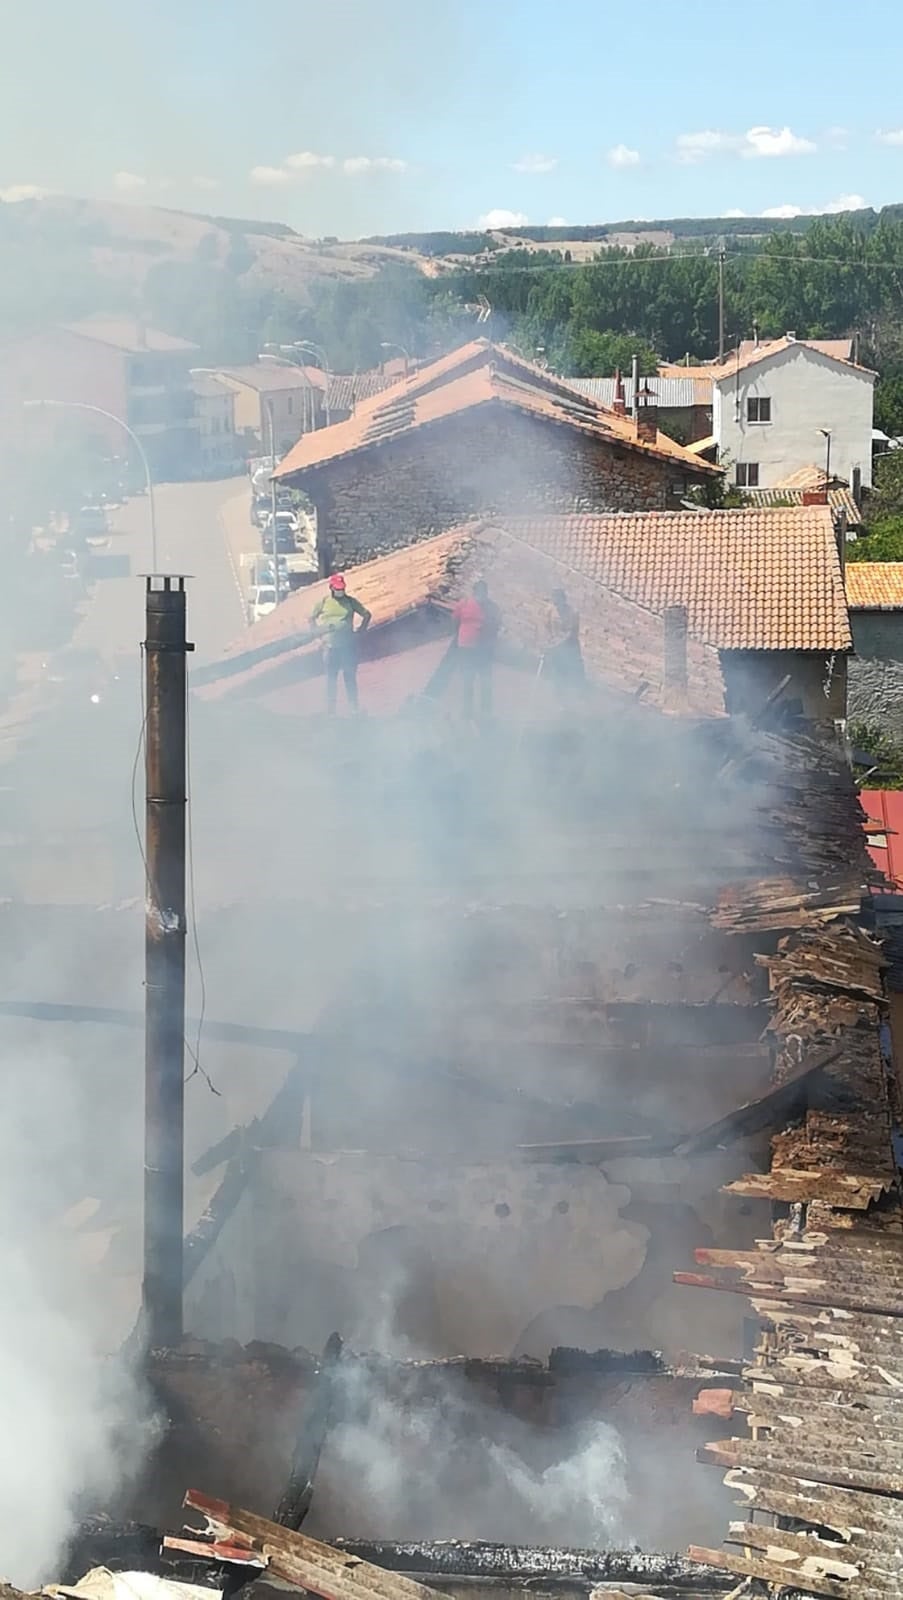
[451,579,500,719]
[311,573,371,714]
[544,587,586,700]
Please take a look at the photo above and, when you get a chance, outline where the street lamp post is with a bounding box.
[380,341,410,380]
[259,347,320,435]
[819,428,833,487]
[289,341,333,427]
[24,397,158,570]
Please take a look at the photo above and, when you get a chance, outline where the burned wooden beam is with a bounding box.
[687,1544,875,1600]
[275,1332,344,1529]
[326,1542,728,1591]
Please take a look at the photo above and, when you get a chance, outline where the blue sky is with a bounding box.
[3,0,903,235]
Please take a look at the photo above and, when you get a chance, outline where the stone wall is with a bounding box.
[849,613,903,737]
[308,407,696,570]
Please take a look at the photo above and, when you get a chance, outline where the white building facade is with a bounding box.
[713,337,876,490]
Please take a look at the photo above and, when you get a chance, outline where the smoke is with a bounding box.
[0,1039,155,1586]
[320,1360,629,1546]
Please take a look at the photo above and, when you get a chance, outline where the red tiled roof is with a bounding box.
[716,336,876,379]
[274,354,718,480]
[499,507,851,652]
[201,521,725,717]
[845,563,903,610]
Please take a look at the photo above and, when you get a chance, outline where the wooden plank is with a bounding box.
[726,1523,863,1582]
[686,1545,874,1600]
[182,1490,456,1600]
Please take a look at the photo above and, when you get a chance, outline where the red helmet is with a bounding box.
[328,573,347,591]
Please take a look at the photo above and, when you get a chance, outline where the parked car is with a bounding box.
[71,505,109,545]
[262,511,299,553]
[248,584,278,623]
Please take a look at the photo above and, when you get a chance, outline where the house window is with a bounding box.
[735,462,760,487]
[747,396,771,423]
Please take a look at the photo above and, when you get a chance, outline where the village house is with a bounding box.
[212,363,320,454]
[0,314,200,478]
[272,340,719,571]
[845,561,903,737]
[200,504,850,724]
[190,372,240,476]
[660,336,875,492]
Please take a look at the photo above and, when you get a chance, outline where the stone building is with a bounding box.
[202,504,850,726]
[845,562,903,736]
[273,340,718,572]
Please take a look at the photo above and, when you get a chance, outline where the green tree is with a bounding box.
[865,451,903,527]
[846,518,903,561]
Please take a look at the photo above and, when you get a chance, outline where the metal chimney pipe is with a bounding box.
[143,574,193,1348]
[631,353,640,419]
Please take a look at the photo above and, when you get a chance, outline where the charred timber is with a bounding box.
[327,1544,730,1590]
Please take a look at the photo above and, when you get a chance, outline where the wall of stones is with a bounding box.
[849,614,903,737]
[308,408,694,570]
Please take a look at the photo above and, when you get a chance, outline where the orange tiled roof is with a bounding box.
[274,355,718,480]
[716,336,876,379]
[499,507,851,652]
[845,563,903,610]
[203,520,725,716]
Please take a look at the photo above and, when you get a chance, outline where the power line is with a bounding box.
[438,246,903,278]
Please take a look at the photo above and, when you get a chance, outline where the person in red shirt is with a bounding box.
[451,580,500,719]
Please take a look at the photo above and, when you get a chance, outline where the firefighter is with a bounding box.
[451,579,500,719]
[544,587,586,699]
[311,573,371,714]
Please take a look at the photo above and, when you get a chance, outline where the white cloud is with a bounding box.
[761,203,805,219]
[547,216,568,226]
[250,164,293,187]
[675,130,735,163]
[676,125,816,163]
[826,192,868,212]
[876,128,903,146]
[342,156,407,175]
[512,153,558,175]
[479,208,529,229]
[607,143,641,169]
[723,207,747,217]
[285,151,336,172]
[0,184,47,202]
[112,171,147,192]
[744,125,816,158]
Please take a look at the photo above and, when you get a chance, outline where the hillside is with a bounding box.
[0,193,431,338]
[366,205,899,260]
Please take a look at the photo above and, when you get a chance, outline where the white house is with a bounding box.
[712,335,876,491]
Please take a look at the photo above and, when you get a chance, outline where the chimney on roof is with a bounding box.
[630,353,640,416]
[752,319,760,348]
[612,368,627,416]
[786,331,796,342]
[663,605,688,708]
[635,380,659,445]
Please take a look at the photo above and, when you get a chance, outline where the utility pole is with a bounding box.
[266,398,280,600]
[717,240,726,363]
[143,574,193,1348]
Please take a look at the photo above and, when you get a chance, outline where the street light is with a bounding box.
[24,397,157,570]
[380,341,410,380]
[259,346,320,433]
[287,341,333,426]
[819,428,833,486]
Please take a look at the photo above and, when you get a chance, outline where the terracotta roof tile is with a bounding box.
[845,563,903,610]
[274,348,717,480]
[204,520,725,717]
[497,507,851,652]
[715,335,876,379]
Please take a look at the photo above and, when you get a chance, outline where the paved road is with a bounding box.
[80,476,250,666]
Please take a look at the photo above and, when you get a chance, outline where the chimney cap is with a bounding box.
[786,330,796,341]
